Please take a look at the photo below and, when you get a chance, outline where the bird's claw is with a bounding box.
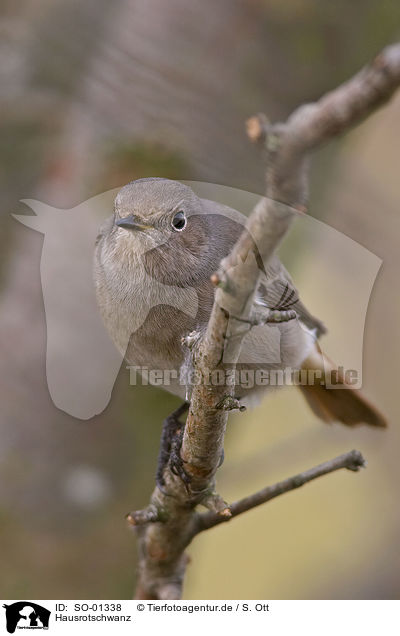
[156,402,190,493]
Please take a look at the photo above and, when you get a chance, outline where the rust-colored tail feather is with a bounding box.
[299,347,387,428]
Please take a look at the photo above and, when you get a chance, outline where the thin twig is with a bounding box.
[196,450,365,532]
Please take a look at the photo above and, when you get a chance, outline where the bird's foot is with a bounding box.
[215,395,246,412]
[230,309,297,329]
[156,402,191,493]
[156,402,225,496]
[181,329,202,350]
[169,431,192,490]
[265,308,297,323]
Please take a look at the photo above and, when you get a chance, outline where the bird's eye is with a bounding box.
[171,210,186,231]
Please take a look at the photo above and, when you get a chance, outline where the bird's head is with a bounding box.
[113,178,201,252]
[108,177,244,286]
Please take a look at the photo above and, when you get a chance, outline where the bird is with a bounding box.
[94,177,386,485]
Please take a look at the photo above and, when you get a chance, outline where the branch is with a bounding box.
[132,43,400,600]
[195,450,366,532]
[180,44,400,493]
[247,43,400,206]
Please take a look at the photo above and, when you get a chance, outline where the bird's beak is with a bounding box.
[115,214,152,231]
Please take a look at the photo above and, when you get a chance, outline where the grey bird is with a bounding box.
[94,178,386,485]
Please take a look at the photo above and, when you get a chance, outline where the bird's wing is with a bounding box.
[200,197,326,337]
[257,256,327,338]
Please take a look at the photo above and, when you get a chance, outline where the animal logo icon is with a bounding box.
[2,602,50,633]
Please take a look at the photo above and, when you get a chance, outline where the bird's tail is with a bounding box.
[299,345,387,428]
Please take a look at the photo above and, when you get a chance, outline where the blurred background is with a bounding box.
[1,0,400,599]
